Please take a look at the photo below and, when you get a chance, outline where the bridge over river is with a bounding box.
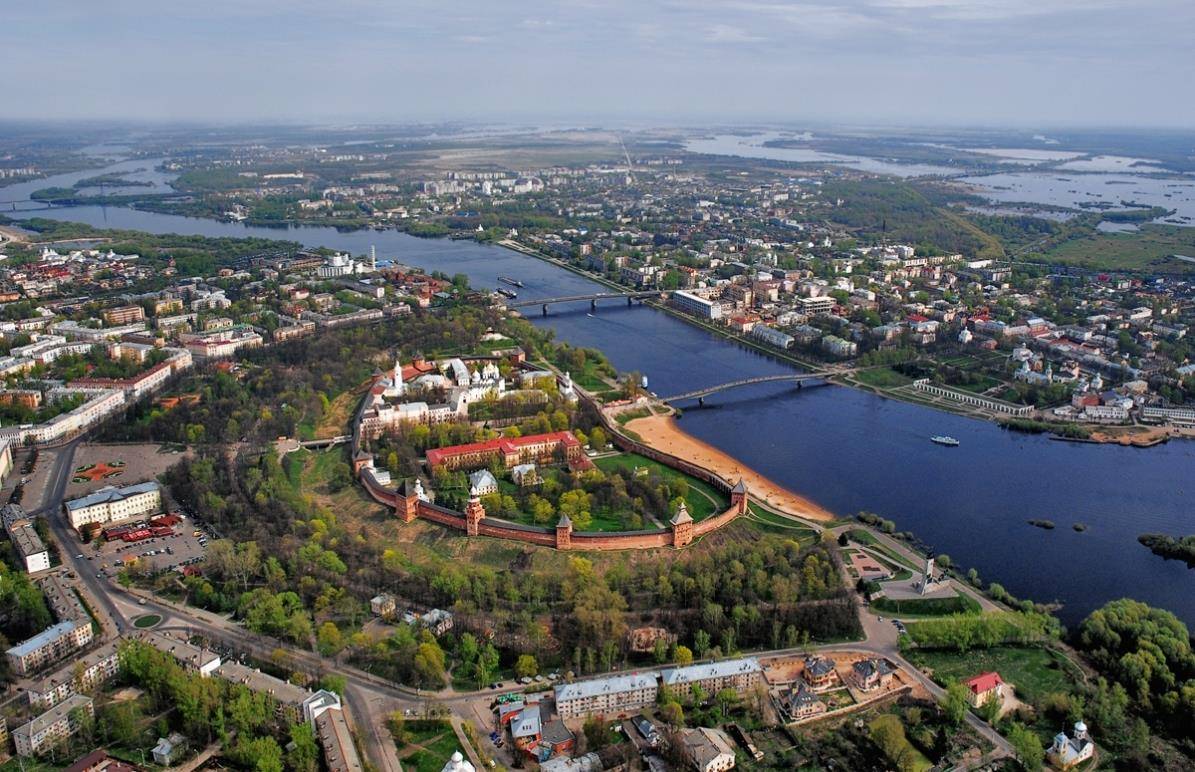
[660,372,834,404]
[505,290,665,315]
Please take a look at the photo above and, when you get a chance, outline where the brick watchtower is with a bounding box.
[730,478,749,515]
[555,513,573,549]
[671,501,694,548]
[465,486,485,536]
[397,479,420,523]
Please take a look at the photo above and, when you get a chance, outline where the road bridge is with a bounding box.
[505,290,665,315]
[660,372,830,404]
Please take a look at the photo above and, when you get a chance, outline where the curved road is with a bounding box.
[34,439,1012,770]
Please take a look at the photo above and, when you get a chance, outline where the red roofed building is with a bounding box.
[963,671,1005,708]
[427,432,586,472]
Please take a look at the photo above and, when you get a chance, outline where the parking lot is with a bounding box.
[81,515,212,578]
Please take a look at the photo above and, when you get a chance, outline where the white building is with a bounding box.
[27,641,121,710]
[1048,721,1095,769]
[660,658,762,696]
[671,290,723,321]
[13,694,94,757]
[554,673,659,719]
[6,620,94,676]
[750,325,794,349]
[11,523,50,573]
[63,480,162,531]
[679,727,737,772]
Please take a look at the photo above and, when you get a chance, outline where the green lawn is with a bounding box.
[594,452,729,520]
[854,367,913,389]
[870,593,981,617]
[904,646,1079,704]
[745,505,819,542]
[400,722,470,772]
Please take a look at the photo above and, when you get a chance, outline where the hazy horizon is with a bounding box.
[4,0,1194,129]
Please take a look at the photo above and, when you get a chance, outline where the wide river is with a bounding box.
[5,160,1195,628]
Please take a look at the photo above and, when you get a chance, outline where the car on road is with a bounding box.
[75,553,83,559]
[138,598,147,605]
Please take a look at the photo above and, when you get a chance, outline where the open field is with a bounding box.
[594,451,729,520]
[1041,223,1195,273]
[904,645,1080,704]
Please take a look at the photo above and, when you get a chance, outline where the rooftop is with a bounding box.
[64,480,160,512]
[6,620,79,658]
[555,672,657,703]
[660,657,761,686]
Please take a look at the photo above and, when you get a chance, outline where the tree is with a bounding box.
[583,714,611,750]
[286,723,320,772]
[516,654,539,678]
[693,630,711,658]
[659,701,685,729]
[673,645,694,665]
[1007,722,1045,771]
[715,688,737,717]
[870,714,919,772]
[559,489,593,530]
[475,644,500,689]
[230,736,284,772]
[387,710,408,744]
[943,681,971,726]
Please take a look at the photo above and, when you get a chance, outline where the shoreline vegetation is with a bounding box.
[1137,533,1195,568]
[622,412,836,522]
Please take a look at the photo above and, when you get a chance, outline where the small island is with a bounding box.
[1027,519,1056,530]
[1137,533,1195,568]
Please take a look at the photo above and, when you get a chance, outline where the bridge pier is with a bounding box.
[541,304,548,317]
[627,296,633,306]
[698,396,705,407]
[590,298,597,312]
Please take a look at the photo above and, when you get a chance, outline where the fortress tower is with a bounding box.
[671,500,694,548]
[555,513,573,549]
[465,486,486,536]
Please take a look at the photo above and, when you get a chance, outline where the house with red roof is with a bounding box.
[963,671,1005,708]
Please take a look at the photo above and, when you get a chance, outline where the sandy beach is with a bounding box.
[623,413,836,522]
[0,225,30,246]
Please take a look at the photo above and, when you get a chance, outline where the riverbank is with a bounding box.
[622,413,837,522]
[0,224,30,245]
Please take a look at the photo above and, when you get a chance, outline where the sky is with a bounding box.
[4,0,1193,128]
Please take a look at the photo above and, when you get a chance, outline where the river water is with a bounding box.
[4,160,1194,629]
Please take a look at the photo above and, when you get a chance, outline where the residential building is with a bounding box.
[659,658,762,696]
[370,593,397,618]
[6,620,94,676]
[779,682,826,721]
[671,290,723,321]
[135,630,222,676]
[64,480,162,531]
[27,641,121,710]
[554,673,659,719]
[12,523,50,573]
[467,469,499,496]
[13,694,94,757]
[679,727,736,772]
[851,658,895,692]
[102,305,145,326]
[802,655,836,689]
[152,733,187,766]
[963,671,1004,708]
[750,324,794,349]
[315,706,364,772]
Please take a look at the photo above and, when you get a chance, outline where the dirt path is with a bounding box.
[623,413,836,522]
